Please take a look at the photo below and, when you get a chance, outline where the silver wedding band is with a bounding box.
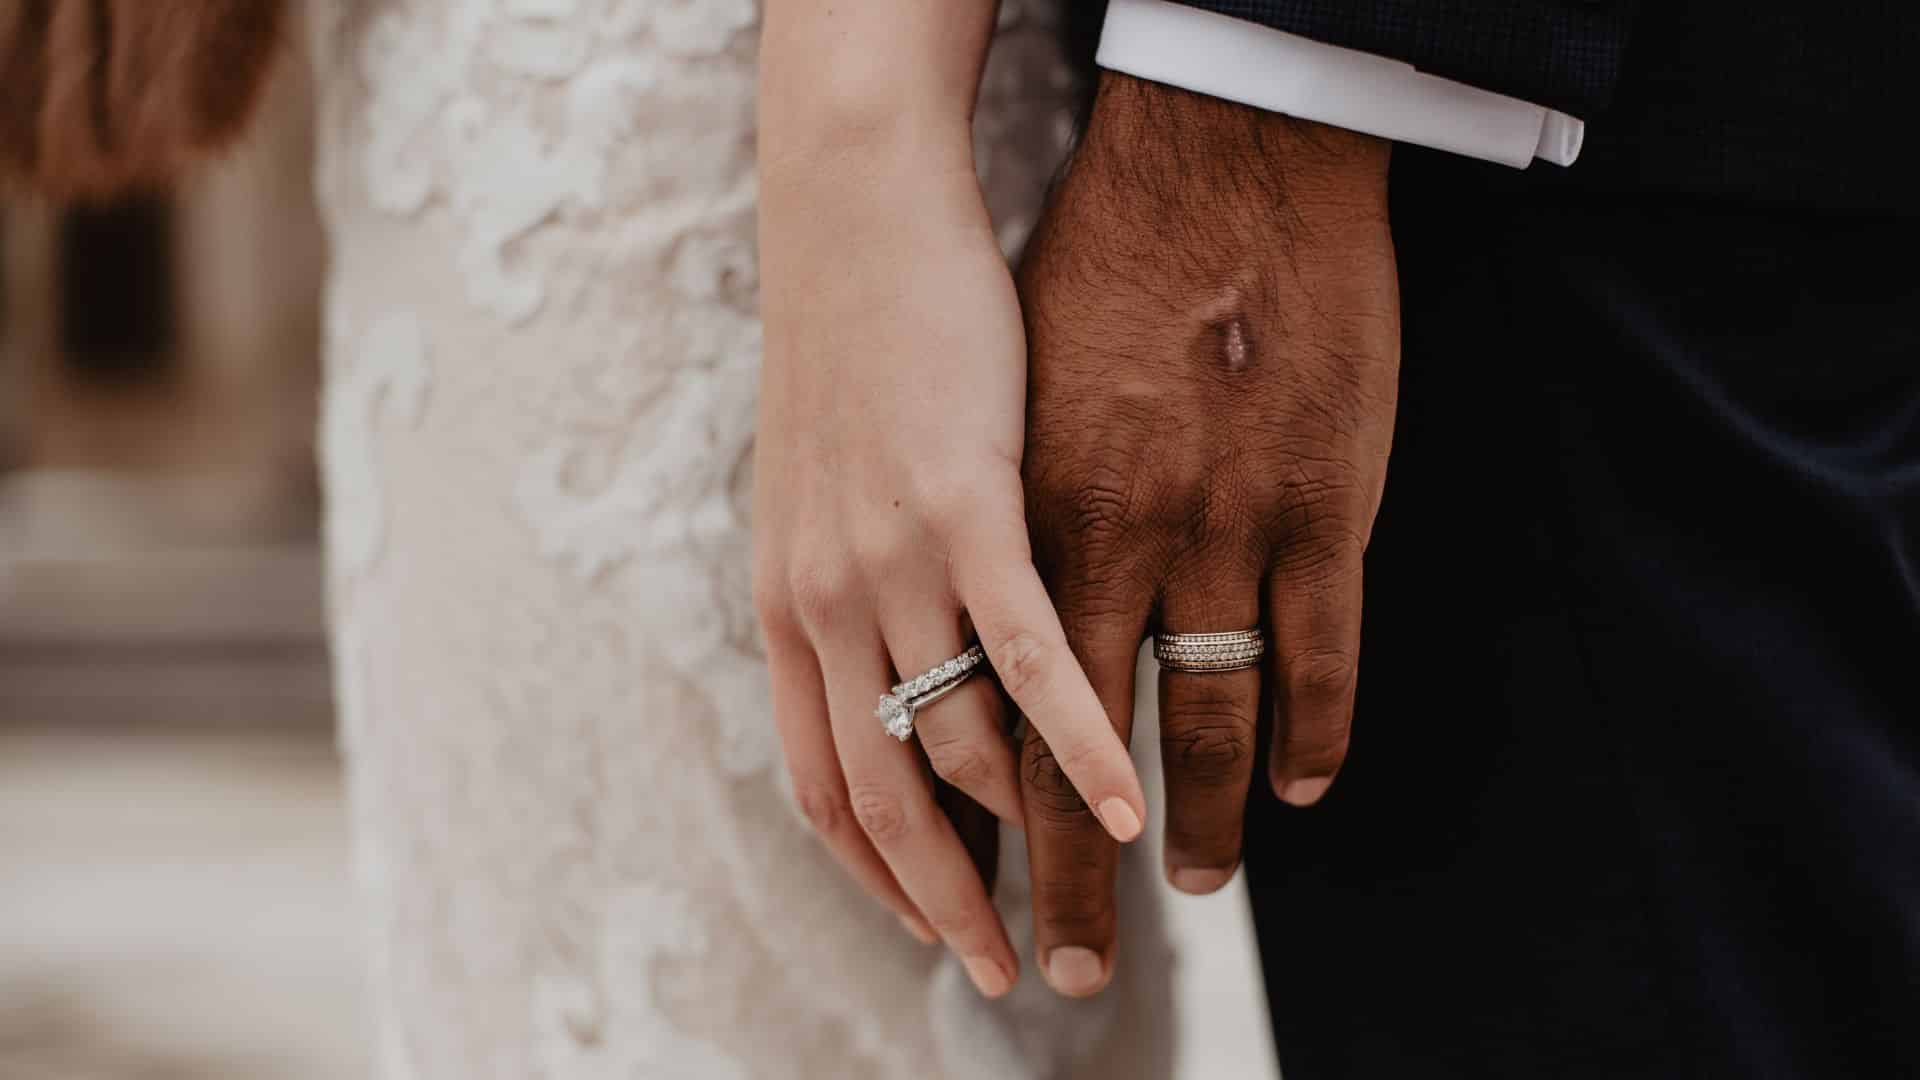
[875,645,988,741]
[1153,629,1266,673]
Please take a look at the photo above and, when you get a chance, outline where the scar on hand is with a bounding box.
[1222,317,1252,373]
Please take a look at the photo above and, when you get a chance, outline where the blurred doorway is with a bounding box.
[0,38,327,727]
[0,40,368,1080]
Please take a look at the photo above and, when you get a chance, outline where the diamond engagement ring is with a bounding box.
[1153,630,1266,673]
[875,645,988,741]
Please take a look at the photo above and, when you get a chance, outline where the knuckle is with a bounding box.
[1163,716,1256,787]
[751,565,789,629]
[1272,472,1370,555]
[1293,527,1369,577]
[988,631,1053,704]
[786,556,858,629]
[1022,741,1094,826]
[1034,879,1115,935]
[914,467,1001,533]
[923,909,984,947]
[1161,475,1240,551]
[1047,735,1105,778]
[847,521,916,579]
[1031,459,1143,550]
[1064,479,1137,542]
[1286,646,1359,708]
[1054,582,1146,634]
[922,734,995,791]
[916,897,1001,954]
[847,784,913,844]
[793,783,851,837]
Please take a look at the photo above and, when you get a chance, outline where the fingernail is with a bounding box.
[1094,797,1142,842]
[898,914,938,946]
[1169,866,1234,895]
[963,956,1014,999]
[1276,775,1334,807]
[1043,946,1108,997]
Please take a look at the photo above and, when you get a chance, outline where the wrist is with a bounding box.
[759,129,999,331]
[1079,71,1390,216]
[759,137,987,257]
[758,92,984,244]
[757,6,988,186]
[760,95,976,184]
[1020,72,1399,365]
[760,97,989,251]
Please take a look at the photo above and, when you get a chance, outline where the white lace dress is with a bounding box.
[308,1,1180,1076]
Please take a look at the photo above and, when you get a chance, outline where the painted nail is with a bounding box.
[1169,866,1234,895]
[1094,797,1143,842]
[963,956,1014,998]
[1276,775,1334,807]
[898,914,938,946]
[1043,946,1108,997]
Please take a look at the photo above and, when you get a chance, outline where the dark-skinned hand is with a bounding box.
[1017,72,1400,997]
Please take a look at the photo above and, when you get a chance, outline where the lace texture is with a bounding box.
[312,1,1174,1076]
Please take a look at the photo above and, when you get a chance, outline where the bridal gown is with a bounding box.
[308,1,1180,1076]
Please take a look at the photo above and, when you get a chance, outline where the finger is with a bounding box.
[763,612,935,944]
[1265,535,1366,806]
[935,774,1000,896]
[1021,591,1147,997]
[819,630,1020,999]
[875,597,1023,825]
[952,524,1146,843]
[1156,567,1262,895]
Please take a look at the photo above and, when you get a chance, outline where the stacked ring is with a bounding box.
[875,644,988,741]
[1153,629,1265,673]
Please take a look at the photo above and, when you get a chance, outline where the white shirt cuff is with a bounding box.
[1097,0,1585,169]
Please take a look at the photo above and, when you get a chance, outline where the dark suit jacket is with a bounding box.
[1061,7,1920,1079]
[1144,1,1920,214]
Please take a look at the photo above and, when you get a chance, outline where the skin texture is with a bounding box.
[1017,72,1400,996]
[755,0,1147,1001]
[0,0,286,199]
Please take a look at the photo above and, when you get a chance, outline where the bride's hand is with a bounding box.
[754,1,1145,1000]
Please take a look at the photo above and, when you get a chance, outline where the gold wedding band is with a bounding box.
[1153,630,1265,673]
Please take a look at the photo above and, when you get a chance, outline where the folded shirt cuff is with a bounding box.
[1097,0,1585,169]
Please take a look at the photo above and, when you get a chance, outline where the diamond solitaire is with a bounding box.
[875,694,915,741]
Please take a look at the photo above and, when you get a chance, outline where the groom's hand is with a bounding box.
[1017,72,1399,996]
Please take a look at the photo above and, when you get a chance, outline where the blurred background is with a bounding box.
[0,49,370,1079]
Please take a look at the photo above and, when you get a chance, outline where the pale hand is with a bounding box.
[753,140,1146,1000]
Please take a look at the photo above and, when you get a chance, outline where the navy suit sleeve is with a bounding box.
[1165,0,1638,117]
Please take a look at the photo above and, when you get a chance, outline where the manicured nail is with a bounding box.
[963,956,1014,998]
[1043,946,1108,997]
[1094,797,1142,842]
[898,914,938,946]
[1276,775,1334,807]
[1169,866,1234,895]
